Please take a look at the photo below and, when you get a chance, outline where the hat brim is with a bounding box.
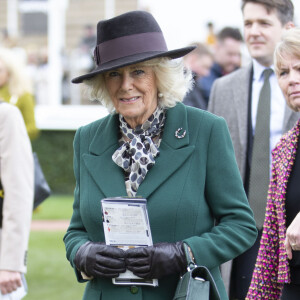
[72,46,195,84]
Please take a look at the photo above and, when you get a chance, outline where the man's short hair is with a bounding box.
[217,27,243,42]
[241,0,294,25]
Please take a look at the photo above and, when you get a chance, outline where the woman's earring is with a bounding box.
[158,92,163,98]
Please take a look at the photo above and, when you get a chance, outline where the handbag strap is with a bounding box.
[183,243,221,300]
[183,243,196,271]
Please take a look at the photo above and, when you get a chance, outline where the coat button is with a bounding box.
[130,286,139,294]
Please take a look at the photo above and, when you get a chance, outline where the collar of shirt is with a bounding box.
[252,59,275,82]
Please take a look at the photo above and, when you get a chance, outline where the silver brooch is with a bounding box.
[175,128,186,139]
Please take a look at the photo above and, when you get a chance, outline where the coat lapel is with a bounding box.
[138,103,195,199]
[83,114,127,197]
[82,103,194,199]
[232,65,252,151]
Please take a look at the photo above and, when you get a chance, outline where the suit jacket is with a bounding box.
[0,103,34,273]
[64,102,257,300]
[247,120,300,299]
[208,64,300,184]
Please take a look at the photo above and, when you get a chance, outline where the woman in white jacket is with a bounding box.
[0,102,34,295]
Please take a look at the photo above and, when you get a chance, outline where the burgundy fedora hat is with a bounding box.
[72,10,195,84]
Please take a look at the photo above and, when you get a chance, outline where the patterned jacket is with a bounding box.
[246,119,300,299]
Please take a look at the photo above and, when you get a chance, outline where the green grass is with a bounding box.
[32,194,74,220]
[24,231,86,300]
[24,194,87,299]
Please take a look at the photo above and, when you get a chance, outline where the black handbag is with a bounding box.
[173,244,221,300]
[33,152,51,209]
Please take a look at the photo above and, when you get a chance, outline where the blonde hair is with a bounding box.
[83,57,193,113]
[0,47,33,96]
[274,27,300,76]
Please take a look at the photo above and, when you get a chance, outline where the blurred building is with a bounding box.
[0,0,139,129]
[0,0,138,53]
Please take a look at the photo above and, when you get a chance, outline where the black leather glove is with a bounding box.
[125,242,187,279]
[74,242,126,278]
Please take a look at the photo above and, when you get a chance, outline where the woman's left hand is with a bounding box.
[285,212,300,259]
[126,242,187,279]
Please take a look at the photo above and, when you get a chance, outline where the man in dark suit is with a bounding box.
[208,0,300,299]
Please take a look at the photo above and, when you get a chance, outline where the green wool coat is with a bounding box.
[64,102,257,300]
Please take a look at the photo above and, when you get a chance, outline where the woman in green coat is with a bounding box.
[64,11,257,300]
[0,47,39,140]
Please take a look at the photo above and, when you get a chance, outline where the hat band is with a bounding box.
[94,32,168,65]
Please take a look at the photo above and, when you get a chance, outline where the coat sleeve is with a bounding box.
[63,127,90,282]
[0,105,34,273]
[184,117,257,269]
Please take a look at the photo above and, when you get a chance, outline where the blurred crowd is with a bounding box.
[0,23,97,106]
[183,24,244,110]
[0,19,245,109]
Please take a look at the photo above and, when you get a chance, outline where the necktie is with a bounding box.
[248,68,273,229]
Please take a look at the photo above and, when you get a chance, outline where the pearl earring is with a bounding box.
[158,92,163,98]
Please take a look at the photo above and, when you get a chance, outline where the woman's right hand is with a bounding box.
[74,242,126,278]
[0,270,22,295]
